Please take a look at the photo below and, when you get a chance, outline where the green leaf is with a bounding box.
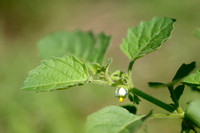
[185,98,200,128]
[172,62,196,81]
[121,105,137,114]
[128,93,134,102]
[86,106,148,133]
[128,93,141,105]
[182,69,200,90]
[174,85,184,101]
[38,30,111,64]
[194,28,200,39]
[88,63,101,75]
[22,56,90,92]
[120,17,176,60]
[133,95,141,105]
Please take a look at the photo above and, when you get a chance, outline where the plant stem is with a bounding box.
[131,88,175,112]
[91,79,110,86]
[105,64,112,85]
[128,60,135,88]
[150,113,184,119]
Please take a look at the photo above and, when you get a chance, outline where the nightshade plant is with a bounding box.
[22,17,200,133]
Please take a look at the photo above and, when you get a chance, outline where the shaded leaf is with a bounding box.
[38,31,111,64]
[173,62,196,81]
[121,104,137,114]
[128,93,134,102]
[22,56,90,92]
[128,93,141,105]
[174,85,184,101]
[134,95,141,105]
[120,17,175,60]
[86,106,149,133]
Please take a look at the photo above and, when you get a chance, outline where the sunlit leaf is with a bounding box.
[22,56,90,92]
[86,106,148,133]
[120,17,175,60]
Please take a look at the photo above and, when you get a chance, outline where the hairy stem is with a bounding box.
[105,64,112,85]
[131,88,175,112]
[91,79,110,86]
[150,113,184,119]
[128,60,135,88]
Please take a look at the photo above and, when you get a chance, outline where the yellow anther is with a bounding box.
[119,97,123,102]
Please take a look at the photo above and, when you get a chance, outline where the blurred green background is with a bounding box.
[0,0,200,132]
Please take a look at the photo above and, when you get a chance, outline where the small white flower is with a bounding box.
[118,87,127,96]
[115,87,128,102]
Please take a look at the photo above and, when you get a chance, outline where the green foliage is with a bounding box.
[85,106,148,133]
[111,70,128,86]
[174,85,184,101]
[182,69,200,90]
[22,56,90,92]
[89,58,112,76]
[121,105,137,114]
[120,17,175,61]
[22,17,200,133]
[173,62,196,81]
[38,31,111,65]
[185,99,200,128]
